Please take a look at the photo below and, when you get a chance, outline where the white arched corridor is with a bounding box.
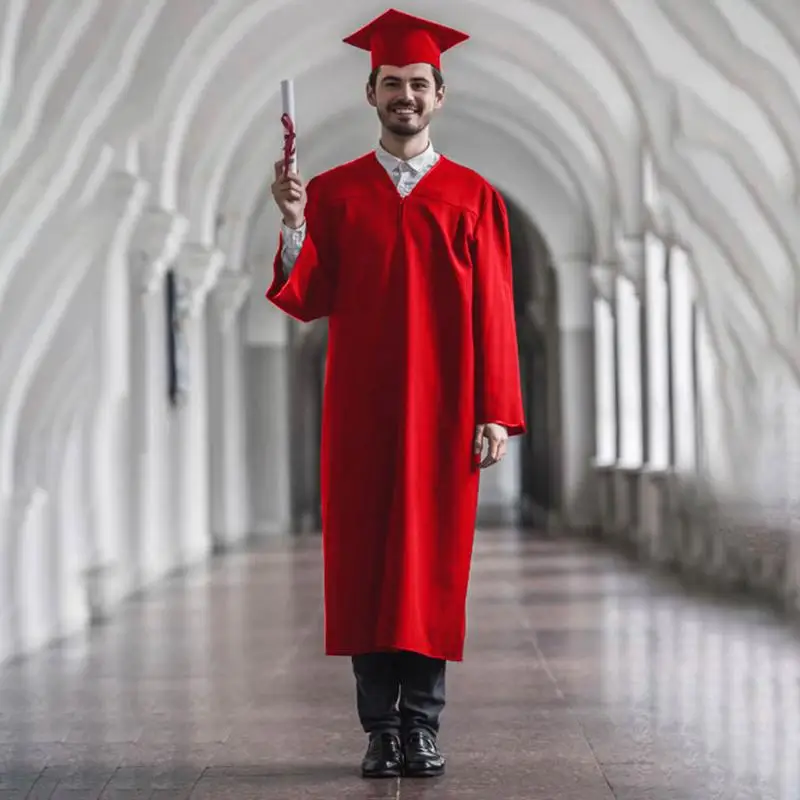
[2,0,800,710]
[4,2,800,796]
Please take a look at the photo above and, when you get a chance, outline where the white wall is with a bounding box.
[2,0,800,664]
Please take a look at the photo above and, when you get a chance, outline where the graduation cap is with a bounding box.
[343,8,469,72]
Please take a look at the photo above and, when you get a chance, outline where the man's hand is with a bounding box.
[473,423,508,469]
[271,159,307,229]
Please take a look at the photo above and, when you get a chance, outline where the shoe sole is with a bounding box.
[361,767,403,779]
[404,765,445,778]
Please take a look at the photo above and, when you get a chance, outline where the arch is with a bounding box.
[752,0,800,58]
[155,0,639,222]
[0,0,159,232]
[534,0,800,330]
[644,137,797,371]
[10,340,93,654]
[23,0,751,366]
[7,0,800,653]
[151,0,365,210]
[0,170,146,496]
[241,112,591,296]
[0,2,158,326]
[0,123,113,305]
[155,0,782,348]
[220,95,604,273]
[661,187,785,383]
[2,0,784,363]
[677,143,796,308]
[179,4,634,239]
[0,0,31,118]
[657,157,792,355]
[16,328,92,494]
[675,89,800,297]
[120,1,233,159]
[656,0,800,193]
[710,0,800,139]
[0,0,100,179]
[607,0,792,192]
[233,106,594,263]
[468,0,638,132]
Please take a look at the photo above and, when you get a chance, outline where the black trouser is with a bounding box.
[352,651,446,738]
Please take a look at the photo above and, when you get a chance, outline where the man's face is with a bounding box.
[367,63,445,137]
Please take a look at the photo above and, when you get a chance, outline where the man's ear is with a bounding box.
[366,83,377,108]
[435,85,446,109]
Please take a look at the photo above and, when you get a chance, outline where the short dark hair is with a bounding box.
[368,65,445,92]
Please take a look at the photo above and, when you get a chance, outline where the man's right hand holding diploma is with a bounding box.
[271,159,307,229]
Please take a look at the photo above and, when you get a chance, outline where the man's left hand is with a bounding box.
[473,423,509,469]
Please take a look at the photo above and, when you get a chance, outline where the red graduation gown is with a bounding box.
[267,152,525,661]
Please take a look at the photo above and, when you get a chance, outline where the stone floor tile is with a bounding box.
[0,530,796,798]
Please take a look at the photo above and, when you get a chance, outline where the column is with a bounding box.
[591,265,617,465]
[208,268,252,549]
[556,256,595,529]
[615,237,646,543]
[644,234,670,469]
[85,172,148,611]
[640,234,672,560]
[171,243,224,564]
[0,498,13,661]
[591,264,617,533]
[128,208,188,586]
[668,246,697,472]
[248,340,293,535]
[244,270,293,536]
[615,238,644,469]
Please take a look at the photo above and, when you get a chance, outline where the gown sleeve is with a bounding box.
[471,187,527,436]
[266,176,336,322]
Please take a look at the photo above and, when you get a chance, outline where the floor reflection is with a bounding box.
[0,530,796,798]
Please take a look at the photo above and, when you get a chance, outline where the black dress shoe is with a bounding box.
[403,730,445,777]
[361,732,403,778]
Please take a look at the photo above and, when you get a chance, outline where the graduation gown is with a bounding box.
[267,152,525,661]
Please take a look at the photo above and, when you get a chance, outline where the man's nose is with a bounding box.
[399,83,414,100]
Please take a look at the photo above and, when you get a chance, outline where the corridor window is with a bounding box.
[616,275,643,468]
[669,247,697,472]
[693,305,723,482]
[594,294,616,464]
[645,234,669,469]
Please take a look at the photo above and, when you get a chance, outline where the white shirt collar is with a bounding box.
[375,141,438,174]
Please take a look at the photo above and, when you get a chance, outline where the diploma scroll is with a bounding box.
[280,79,297,177]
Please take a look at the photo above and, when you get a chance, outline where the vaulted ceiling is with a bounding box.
[2,0,800,401]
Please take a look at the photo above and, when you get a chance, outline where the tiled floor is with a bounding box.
[0,530,798,798]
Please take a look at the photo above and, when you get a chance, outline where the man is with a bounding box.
[268,8,525,779]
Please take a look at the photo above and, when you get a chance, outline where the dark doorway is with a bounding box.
[504,193,560,528]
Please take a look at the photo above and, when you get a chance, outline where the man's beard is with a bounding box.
[377,103,430,137]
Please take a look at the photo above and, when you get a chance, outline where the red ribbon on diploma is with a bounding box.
[281,112,296,177]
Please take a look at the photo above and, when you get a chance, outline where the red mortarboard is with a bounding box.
[343,8,469,72]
